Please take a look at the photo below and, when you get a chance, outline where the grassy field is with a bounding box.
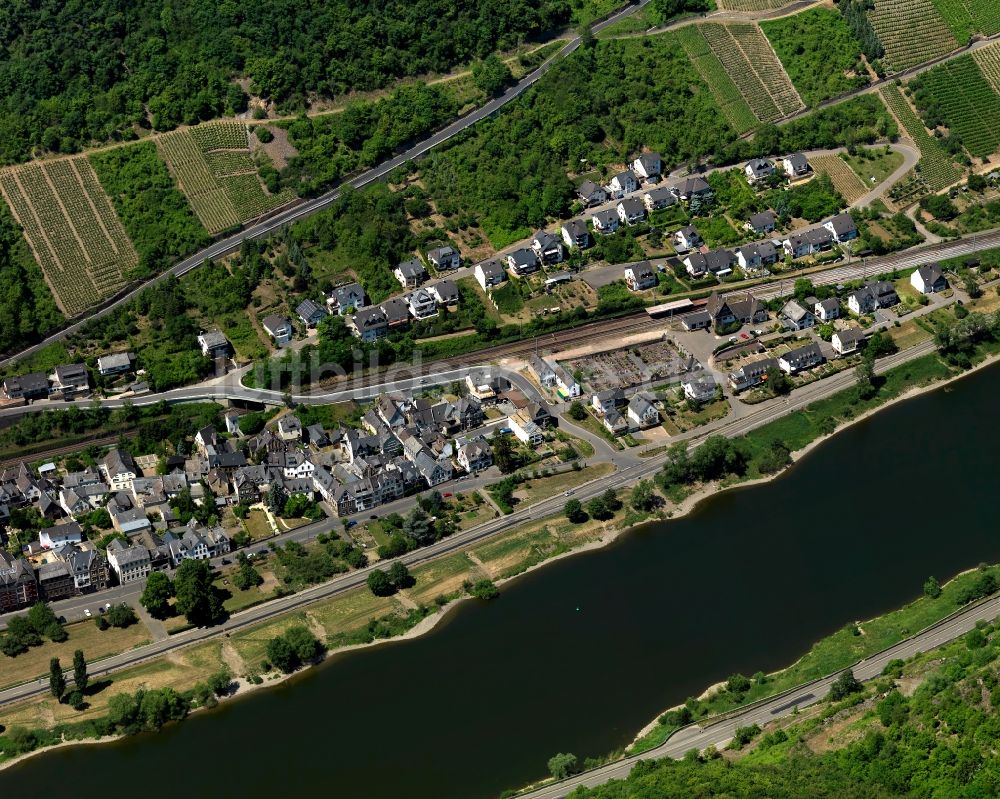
[243,509,274,541]
[512,463,617,509]
[0,619,152,691]
[405,552,481,605]
[842,147,904,187]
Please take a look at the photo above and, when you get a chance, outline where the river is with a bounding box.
[2,365,999,798]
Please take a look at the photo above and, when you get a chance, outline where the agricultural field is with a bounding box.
[879,84,962,191]
[0,157,137,316]
[931,0,1000,44]
[717,0,786,9]
[696,23,804,124]
[810,155,868,204]
[761,8,868,107]
[868,0,958,73]
[675,26,757,135]
[972,40,1000,95]
[909,55,1000,159]
[158,121,295,234]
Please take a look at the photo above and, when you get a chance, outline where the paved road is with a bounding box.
[0,332,937,707]
[520,586,1000,798]
[0,0,653,371]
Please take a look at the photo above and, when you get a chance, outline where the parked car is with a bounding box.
[83,609,91,618]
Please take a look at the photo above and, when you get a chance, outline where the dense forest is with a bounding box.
[420,36,897,245]
[0,0,571,164]
[0,203,64,355]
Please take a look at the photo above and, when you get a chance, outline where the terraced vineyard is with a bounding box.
[675,26,758,134]
[911,55,1000,159]
[932,0,1000,44]
[717,0,787,9]
[0,157,137,316]
[972,41,1000,95]
[810,155,868,204]
[694,23,803,125]
[879,84,961,192]
[158,121,295,234]
[869,0,958,73]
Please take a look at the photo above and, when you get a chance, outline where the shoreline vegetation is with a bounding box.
[3,339,1000,773]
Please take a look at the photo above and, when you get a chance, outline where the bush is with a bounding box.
[829,669,863,701]
[105,604,138,628]
[465,579,499,600]
[367,569,395,597]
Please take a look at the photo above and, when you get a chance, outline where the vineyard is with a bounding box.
[675,26,758,134]
[717,0,787,9]
[931,0,1000,44]
[972,41,1000,95]
[810,155,868,205]
[909,55,1000,159]
[868,0,958,73]
[879,85,961,192]
[0,157,137,316]
[158,121,295,234]
[690,23,803,125]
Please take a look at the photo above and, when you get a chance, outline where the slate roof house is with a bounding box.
[507,248,540,276]
[632,152,662,180]
[531,231,564,264]
[728,357,778,392]
[427,245,461,270]
[577,180,607,207]
[561,219,590,249]
[780,299,815,331]
[475,260,507,290]
[296,299,328,327]
[625,261,657,291]
[778,342,823,374]
[911,263,948,294]
[394,257,429,288]
[262,315,293,345]
[745,210,776,234]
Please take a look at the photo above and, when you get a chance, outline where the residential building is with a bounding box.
[37,560,74,601]
[407,288,439,320]
[465,371,499,404]
[262,314,293,345]
[0,552,38,612]
[602,407,630,436]
[561,219,590,250]
[682,374,717,403]
[592,387,626,415]
[606,170,638,197]
[551,363,581,398]
[277,415,302,441]
[528,355,557,388]
[427,280,459,307]
[97,352,135,377]
[508,412,544,446]
[832,327,866,356]
[427,245,461,270]
[106,538,152,584]
[1,373,48,401]
[704,249,735,278]
[744,158,775,184]
[745,210,776,235]
[849,281,898,314]
[62,545,109,593]
[682,310,713,331]
[728,357,778,392]
[380,297,411,328]
[823,212,858,243]
[706,292,768,327]
[780,299,815,331]
[783,233,811,260]
[531,231,564,264]
[627,393,660,428]
[643,187,676,211]
[815,298,840,322]
[617,197,645,226]
[778,342,824,374]
[632,152,662,180]
[394,257,428,288]
[475,260,507,290]
[457,440,493,473]
[591,209,620,234]
[735,241,777,272]
[49,363,89,398]
[675,176,714,208]
[101,448,138,492]
[197,330,230,359]
[577,180,607,207]
[674,225,703,251]
[684,252,708,278]
[782,153,811,177]
[326,282,366,315]
[296,298,328,328]
[624,261,657,291]
[506,248,539,276]
[912,263,948,294]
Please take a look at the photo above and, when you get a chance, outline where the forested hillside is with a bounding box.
[0,0,571,164]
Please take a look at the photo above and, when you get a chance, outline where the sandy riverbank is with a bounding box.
[4,347,998,774]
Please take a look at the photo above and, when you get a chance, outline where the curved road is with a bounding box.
[0,0,652,371]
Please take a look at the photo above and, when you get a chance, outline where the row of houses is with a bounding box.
[590,388,660,436]
[1,354,137,403]
[347,280,459,342]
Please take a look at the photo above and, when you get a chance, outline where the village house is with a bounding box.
[744,158,775,184]
[197,330,231,359]
[262,314,293,346]
[97,352,135,377]
[49,363,89,399]
[106,538,152,584]
[394,257,428,288]
[632,152,662,180]
[706,292,768,327]
[39,521,83,550]
[531,231,565,264]
[627,393,660,428]
[407,287,439,320]
[674,176,713,208]
[37,560,75,601]
[780,299,815,331]
[782,153,811,178]
[778,342,824,374]
[577,180,607,207]
[606,170,638,198]
[592,387,626,415]
[0,552,38,612]
[1,372,49,401]
[823,212,858,243]
[848,281,898,314]
[508,411,545,446]
[101,448,138,492]
[591,208,620,235]
[529,355,557,389]
[326,282,366,315]
[277,415,303,441]
[475,260,507,290]
[911,263,948,294]
[625,261,657,291]
[427,245,461,271]
[457,440,493,473]
[617,197,646,226]
[506,248,540,276]
[380,297,411,329]
[832,327,866,357]
[602,407,630,436]
[682,373,717,403]
[643,187,676,212]
[728,357,778,392]
[735,241,778,272]
[561,219,590,250]
[745,210,776,235]
[296,298,328,328]
[681,310,713,331]
[674,225,703,251]
[815,298,840,322]
[551,363,581,398]
[427,280,459,307]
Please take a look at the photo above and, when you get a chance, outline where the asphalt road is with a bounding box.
[520,587,1000,798]
[0,0,653,371]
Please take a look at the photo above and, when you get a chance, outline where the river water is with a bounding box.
[2,365,998,798]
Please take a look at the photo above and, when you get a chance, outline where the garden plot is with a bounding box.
[0,157,137,317]
[563,339,697,393]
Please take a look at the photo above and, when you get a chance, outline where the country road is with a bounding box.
[0,0,653,371]
[0,332,939,709]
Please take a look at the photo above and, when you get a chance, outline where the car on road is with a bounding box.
[728,336,738,343]
[83,609,91,618]
[563,490,575,496]
[104,603,111,611]
[369,514,378,520]
[443,492,452,498]
[739,332,750,340]
[221,558,231,565]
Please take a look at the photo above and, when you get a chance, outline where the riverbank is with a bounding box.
[1,339,996,775]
